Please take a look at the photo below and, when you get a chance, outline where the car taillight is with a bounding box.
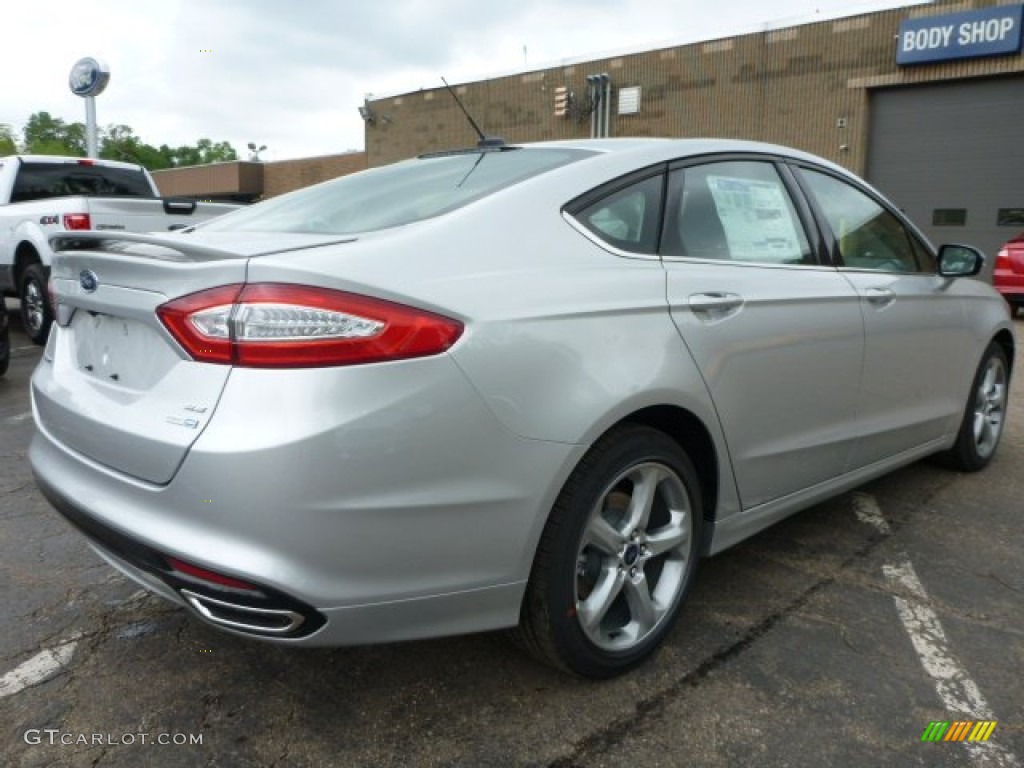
[62,213,91,230]
[156,283,463,368]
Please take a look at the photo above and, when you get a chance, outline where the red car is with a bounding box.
[994,232,1024,315]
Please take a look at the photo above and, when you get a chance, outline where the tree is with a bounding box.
[15,111,238,169]
[99,124,173,170]
[23,112,86,156]
[167,138,238,167]
[0,124,17,155]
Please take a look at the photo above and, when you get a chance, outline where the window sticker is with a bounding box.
[705,175,804,262]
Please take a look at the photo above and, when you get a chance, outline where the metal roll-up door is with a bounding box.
[867,76,1024,274]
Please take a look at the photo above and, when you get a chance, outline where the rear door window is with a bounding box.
[662,160,814,265]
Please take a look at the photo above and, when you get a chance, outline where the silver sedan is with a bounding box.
[30,139,1014,678]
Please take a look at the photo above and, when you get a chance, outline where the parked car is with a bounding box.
[0,300,8,377]
[30,139,1015,678]
[994,231,1024,315]
[0,155,241,345]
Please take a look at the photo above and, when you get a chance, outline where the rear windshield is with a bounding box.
[11,162,154,202]
[200,147,591,235]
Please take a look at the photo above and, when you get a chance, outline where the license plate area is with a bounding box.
[71,311,179,390]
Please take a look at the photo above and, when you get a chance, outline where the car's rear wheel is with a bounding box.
[939,342,1009,471]
[20,264,52,346]
[516,424,702,678]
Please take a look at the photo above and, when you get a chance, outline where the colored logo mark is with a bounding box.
[921,721,998,742]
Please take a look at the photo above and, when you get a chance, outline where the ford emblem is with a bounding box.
[79,270,99,293]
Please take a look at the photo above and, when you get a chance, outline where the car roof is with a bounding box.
[510,137,851,177]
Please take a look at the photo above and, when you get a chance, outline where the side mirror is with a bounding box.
[937,244,984,278]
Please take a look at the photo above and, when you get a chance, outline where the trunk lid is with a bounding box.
[32,231,351,484]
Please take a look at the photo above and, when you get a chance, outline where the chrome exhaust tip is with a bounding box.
[181,589,306,635]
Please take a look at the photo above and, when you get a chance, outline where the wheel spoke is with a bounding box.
[577,566,625,633]
[623,575,658,634]
[584,515,625,556]
[625,466,662,533]
[645,511,689,557]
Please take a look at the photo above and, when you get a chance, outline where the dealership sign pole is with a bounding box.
[68,57,111,158]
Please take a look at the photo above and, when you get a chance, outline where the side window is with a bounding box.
[574,174,663,255]
[799,169,920,273]
[662,160,813,265]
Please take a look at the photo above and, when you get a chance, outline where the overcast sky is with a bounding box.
[2,0,924,162]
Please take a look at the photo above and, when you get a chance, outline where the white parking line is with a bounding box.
[2,411,31,425]
[851,491,891,534]
[0,635,80,699]
[851,493,1020,767]
[883,559,1020,767]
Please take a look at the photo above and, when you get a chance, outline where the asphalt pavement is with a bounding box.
[2,299,1021,768]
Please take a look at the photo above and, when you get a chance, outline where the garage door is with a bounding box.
[867,76,1024,274]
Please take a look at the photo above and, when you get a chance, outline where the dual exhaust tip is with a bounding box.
[180,589,306,635]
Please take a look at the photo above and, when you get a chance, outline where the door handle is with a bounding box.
[864,287,895,307]
[688,292,744,313]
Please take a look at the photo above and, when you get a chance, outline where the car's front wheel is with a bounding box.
[939,342,1010,471]
[516,424,702,678]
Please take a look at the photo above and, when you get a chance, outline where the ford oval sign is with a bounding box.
[69,58,110,98]
[79,270,99,293]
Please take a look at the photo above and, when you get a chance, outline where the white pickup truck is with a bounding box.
[0,155,240,344]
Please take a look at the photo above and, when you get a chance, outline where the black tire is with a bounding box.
[515,424,703,678]
[0,311,9,377]
[937,342,1009,472]
[19,263,52,346]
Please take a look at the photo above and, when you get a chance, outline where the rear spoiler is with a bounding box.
[49,231,244,262]
[48,230,357,261]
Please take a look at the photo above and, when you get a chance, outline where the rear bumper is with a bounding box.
[34,470,326,639]
[30,355,583,646]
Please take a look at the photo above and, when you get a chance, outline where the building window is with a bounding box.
[997,208,1024,226]
[932,209,966,226]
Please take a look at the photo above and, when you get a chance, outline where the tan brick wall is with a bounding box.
[152,153,367,201]
[262,152,367,198]
[365,0,1024,176]
[152,162,263,199]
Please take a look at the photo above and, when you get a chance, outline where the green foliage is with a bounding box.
[17,111,239,170]
[23,112,86,156]
[166,138,239,167]
[0,124,17,155]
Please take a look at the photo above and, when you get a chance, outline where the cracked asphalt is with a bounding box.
[2,300,1022,767]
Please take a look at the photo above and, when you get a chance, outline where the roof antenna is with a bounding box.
[441,77,505,149]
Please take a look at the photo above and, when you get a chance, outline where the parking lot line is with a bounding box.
[0,636,80,699]
[883,557,1020,767]
[2,411,31,425]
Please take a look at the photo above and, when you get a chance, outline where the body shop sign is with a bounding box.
[897,5,1023,65]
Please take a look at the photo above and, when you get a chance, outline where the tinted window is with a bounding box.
[574,174,663,254]
[800,169,919,273]
[202,148,590,235]
[662,160,812,265]
[11,162,154,202]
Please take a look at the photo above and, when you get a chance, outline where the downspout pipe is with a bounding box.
[602,74,611,138]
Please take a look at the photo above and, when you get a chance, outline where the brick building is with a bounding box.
[151,151,366,203]
[363,0,1024,257]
